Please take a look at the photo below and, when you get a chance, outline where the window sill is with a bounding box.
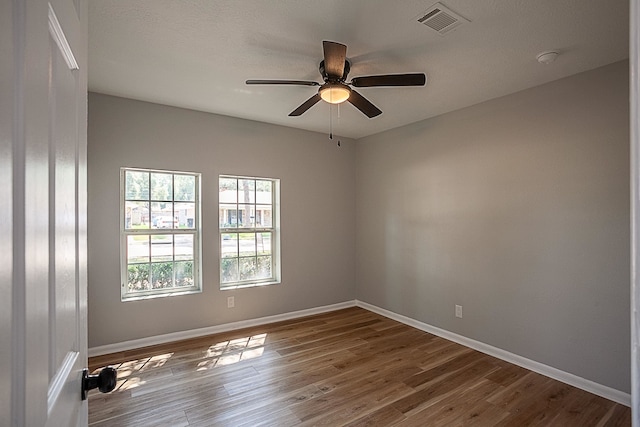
[122,287,202,302]
[220,280,280,291]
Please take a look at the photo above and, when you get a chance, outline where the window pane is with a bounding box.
[257,256,272,279]
[174,175,195,202]
[219,178,237,203]
[154,215,178,229]
[256,205,272,227]
[127,235,149,263]
[239,233,256,257]
[125,201,149,229]
[151,235,173,262]
[151,262,173,289]
[175,261,193,287]
[238,204,256,228]
[151,202,176,229]
[220,204,237,228]
[125,170,149,200]
[238,179,256,203]
[239,257,257,281]
[257,232,271,255]
[175,234,194,260]
[221,258,239,283]
[221,233,238,258]
[151,172,173,201]
[175,202,195,228]
[151,202,165,228]
[127,264,150,292]
[256,180,272,204]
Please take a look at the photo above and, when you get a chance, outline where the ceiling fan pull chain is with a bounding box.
[328,104,340,147]
[336,104,341,147]
[329,103,333,140]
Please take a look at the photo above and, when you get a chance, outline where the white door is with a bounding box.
[1,0,89,425]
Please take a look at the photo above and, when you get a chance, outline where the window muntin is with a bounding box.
[121,168,201,300]
[219,176,279,288]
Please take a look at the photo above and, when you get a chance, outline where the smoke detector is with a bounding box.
[536,51,559,64]
[416,2,469,35]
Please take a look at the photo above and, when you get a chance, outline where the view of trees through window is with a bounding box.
[122,168,200,298]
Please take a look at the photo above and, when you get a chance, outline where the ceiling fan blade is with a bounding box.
[350,73,426,87]
[323,41,347,78]
[246,79,320,86]
[347,90,382,118]
[289,93,322,116]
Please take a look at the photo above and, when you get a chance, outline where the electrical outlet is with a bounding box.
[227,296,235,308]
[455,305,463,318]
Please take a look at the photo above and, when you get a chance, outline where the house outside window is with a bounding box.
[121,167,201,300]
[219,175,280,289]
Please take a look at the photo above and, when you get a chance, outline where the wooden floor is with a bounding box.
[88,307,630,426]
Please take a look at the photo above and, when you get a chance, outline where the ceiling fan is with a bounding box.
[246,41,426,118]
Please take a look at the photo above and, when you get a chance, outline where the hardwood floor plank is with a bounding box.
[222,357,345,396]
[484,359,530,387]
[184,358,352,424]
[89,378,229,423]
[88,307,630,426]
[600,404,634,426]
[487,370,557,409]
[403,349,486,389]
[185,383,320,425]
[392,357,500,416]
[493,381,575,426]
[297,380,414,426]
[405,379,501,426]
[545,392,622,427]
[91,408,189,427]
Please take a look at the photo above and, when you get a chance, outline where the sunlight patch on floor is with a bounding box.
[92,352,175,393]
[197,333,267,371]
[90,333,270,397]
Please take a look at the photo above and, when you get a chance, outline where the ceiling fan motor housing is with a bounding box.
[319,59,351,82]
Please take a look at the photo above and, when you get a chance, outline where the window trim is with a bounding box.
[120,167,202,301]
[219,175,281,290]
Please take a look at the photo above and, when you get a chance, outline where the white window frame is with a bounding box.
[219,175,281,290]
[120,167,202,301]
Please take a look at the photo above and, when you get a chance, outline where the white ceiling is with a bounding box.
[88,0,629,139]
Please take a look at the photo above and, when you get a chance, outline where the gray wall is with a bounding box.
[88,60,630,394]
[88,93,356,348]
[355,61,630,393]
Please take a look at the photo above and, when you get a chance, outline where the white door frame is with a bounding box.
[631,0,639,424]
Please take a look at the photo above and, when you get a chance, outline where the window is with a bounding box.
[219,175,280,289]
[121,168,201,300]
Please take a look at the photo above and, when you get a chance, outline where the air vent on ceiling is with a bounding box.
[417,2,469,35]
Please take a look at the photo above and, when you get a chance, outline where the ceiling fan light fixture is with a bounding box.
[319,83,351,104]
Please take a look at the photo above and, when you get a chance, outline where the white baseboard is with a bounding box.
[88,300,355,358]
[355,300,631,407]
[89,298,630,407]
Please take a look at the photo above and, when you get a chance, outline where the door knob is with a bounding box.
[81,366,117,400]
